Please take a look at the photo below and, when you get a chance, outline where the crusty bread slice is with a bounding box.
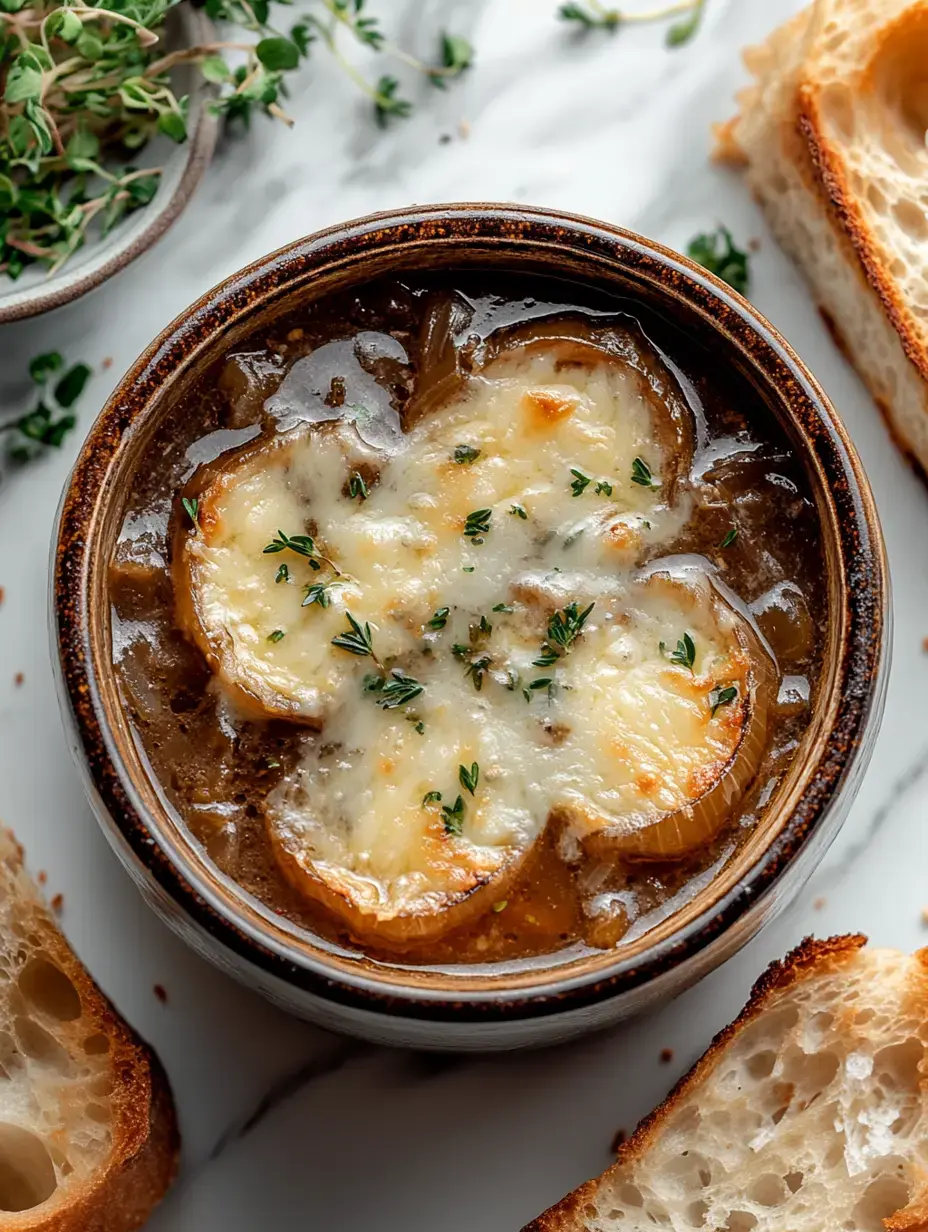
[716,0,928,476]
[525,935,928,1231]
[0,827,178,1228]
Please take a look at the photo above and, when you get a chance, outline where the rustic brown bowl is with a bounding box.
[52,204,889,1050]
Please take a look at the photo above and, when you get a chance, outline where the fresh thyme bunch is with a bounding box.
[0,0,472,280]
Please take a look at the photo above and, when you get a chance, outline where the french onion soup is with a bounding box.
[109,275,824,967]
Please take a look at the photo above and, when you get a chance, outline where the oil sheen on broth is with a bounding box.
[109,274,824,969]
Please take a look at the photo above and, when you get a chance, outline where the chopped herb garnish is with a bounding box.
[687,225,750,296]
[463,565,476,573]
[182,497,200,531]
[548,601,595,652]
[441,794,465,836]
[348,472,369,501]
[594,480,614,496]
[464,508,493,540]
[332,611,378,662]
[533,645,560,668]
[414,721,426,735]
[631,457,659,488]
[570,468,592,497]
[718,527,739,549]
[266,758,281,769]
[509,504,528,520]
[493,603,514,613]
[668,633,697,672]
[422,790,443,807]
[378,670,424,710]
[459,761,479,796]
[302,582,332,608]
[709,684,738,717]
[465,655,492,692]
[428,607,451,631]
[362,673,384,694]
[453,444,481,464]
[276,563,290,584]
[477,615,493,637]
[451,644,470,659]
[268,629,286,643]
[558,0,706,46]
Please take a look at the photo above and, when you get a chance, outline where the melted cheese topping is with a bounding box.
[179,342,772,943]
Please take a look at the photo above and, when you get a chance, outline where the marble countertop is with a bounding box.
[1,0,926,1226]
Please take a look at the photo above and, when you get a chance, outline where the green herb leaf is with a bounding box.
[631,456,659,488]
[413,720,425,734]
[709,683,738,717]
[302,582,331,608]
[28,353,63,385]
[669,632,697,672]
[666,0,707,46]
[201,55,232,83]
[509,503,528,520]
[594,479,614,496]
[687,225,751,296]
[533,645,560,668]
[570,468,591,497]
[547,601,594,652]
[348,471,369,501]
[718,527,739,549]
[268,629,286,643]
[256,37,300,71]
[441,794,465,836]
[459,761,479,796]
[492,603,514,613]
[264,530,316,558]
[558,2,620,29]
[428,607,450,630]
[332,611,376,658]
[374,75,412,126]
[48,9,82,42]
[182,497,200,530]
[54,363,91,409]
[378,670,424,710]
[422,790,443,807]
[276,563,290,584]
[453,444,481,464]
[436,32,473,80]
[464,508,492,540]
[464,654,492,692]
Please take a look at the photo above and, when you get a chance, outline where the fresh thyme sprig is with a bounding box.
[459,761,479,795]
[687,226,751,296]
[368,668,423,710]
[182,496,201,530]
[1,351,90,462]
[718,527,739,550]
[557,0,707,46]
[709,683,737,717]
[631,457,659,488]
[661,632,696,672]
[463,508,492,542]
[331,610,382,666]
[1,0,472,280]
[348,471,369,501]
[547,601,594,652]
[263,528,342,575]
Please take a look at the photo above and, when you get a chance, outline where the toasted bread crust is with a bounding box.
[523,934,868,1231]
[0,830,179,1231]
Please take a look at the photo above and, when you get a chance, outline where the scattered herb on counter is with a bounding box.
[348,471,369,501]
[509,503,528,520]
[631,456,658,488]
[441,793,465,836]
[459,761,479,795]
[427,606,450,630]
[557,0,707,45]
[667,632,696,672]
[332,610,380,664]
[687,226,750,296]
[547,601,594,652]
[182,496,201,531]
[377,669,424,710]
[570,468,591,497]
[709,683,737,716]
[2,352,91,462]
[276,563,290,583]
[453,444,481,464]
[1,2,473,281]
[718,527,739,549]
[463,507,492,541]
[268,628,286,643]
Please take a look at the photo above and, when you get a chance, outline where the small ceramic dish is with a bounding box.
[0,5,218,325]
[52,205,890,1050]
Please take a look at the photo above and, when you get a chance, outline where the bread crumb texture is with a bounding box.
[0,828,177,1226]
[719,0,928,476]
[527,936,928,1231]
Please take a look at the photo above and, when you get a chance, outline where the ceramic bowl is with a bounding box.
[52,204,890,1050]
[0,5,218,324]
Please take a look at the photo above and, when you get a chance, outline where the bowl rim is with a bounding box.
[53,203,889,1022]
[0,6,219,325]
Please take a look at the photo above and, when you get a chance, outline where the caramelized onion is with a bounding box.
[581,572,779,863]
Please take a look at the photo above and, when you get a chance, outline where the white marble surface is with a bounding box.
[1,0,928,1226]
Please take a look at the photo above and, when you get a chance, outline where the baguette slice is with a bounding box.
[0,827,178,1229]
[716,0,928,475]
[525,935,928,1232]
